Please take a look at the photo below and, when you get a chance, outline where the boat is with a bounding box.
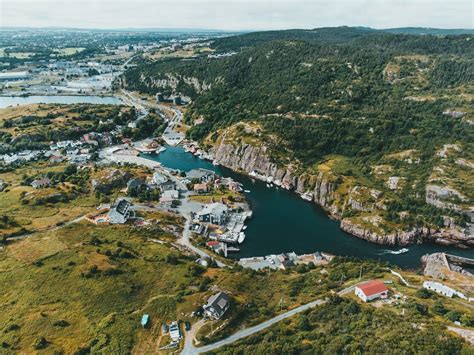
[266,183,271,188]
[242,225,247,230]
[379,248,409,255]
[227,247,240,253]
[238,232,246,244]
[212,160,220,166]
[244,190,251,193]
[391,248,409,254]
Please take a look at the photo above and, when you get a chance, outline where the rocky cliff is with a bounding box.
[212,141,339,216]
[210,137,473,248]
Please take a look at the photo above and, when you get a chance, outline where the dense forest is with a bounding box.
[122,27,473,236]
[212,295,471,354]
[123,28,473,164]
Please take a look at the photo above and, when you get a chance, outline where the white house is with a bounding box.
[423,281,467,299]
[31,178,51,189]
[169,321,182,342]
[108,199,132,224]
[355,280,389,302]
[160,190,179,204]
[151,172,168,186]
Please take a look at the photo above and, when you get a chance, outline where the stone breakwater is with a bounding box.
[210,140,473,248]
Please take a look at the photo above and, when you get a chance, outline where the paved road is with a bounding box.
[176,216,226,268]
[181,284,358,354]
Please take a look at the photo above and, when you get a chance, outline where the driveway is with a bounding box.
[181,284,358,354]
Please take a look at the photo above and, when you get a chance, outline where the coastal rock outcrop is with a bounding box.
[210,138,473,248]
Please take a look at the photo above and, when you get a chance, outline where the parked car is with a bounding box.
[185,321,191,331]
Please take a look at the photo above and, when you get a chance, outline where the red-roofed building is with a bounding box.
[355,280,389,302]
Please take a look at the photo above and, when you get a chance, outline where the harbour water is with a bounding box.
[0,95,123,108]
[1,93,470,269]
[145,145,474,269]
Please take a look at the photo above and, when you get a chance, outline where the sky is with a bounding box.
[1,0,473,31]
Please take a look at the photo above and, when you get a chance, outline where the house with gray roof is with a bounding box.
[31,178,51,189]
[186,168,216,183]
[197,202,228,225]
[108,198,133,224]
[203,291,231,320]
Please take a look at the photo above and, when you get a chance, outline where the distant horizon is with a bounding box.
[0,25,472,33]
[1,0,472,31]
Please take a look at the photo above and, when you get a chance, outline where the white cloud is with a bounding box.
[0,0,472,30]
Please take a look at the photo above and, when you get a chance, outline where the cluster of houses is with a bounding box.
[1,150,42,165]
[239,251,333,271]
[183,142,216,162]
[192,200,252,253]
[0,125,123,168]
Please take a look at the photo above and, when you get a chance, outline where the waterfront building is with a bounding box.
[186,168,216,183]
[197,203,228,225]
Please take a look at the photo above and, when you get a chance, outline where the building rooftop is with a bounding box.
[115,199,131,215]
[205,291,230,315]
[357,280,388,297]
[198,202,228,217]
[186,168,215,180]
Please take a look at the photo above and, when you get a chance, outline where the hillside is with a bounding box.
[1,220,473,353]
[121,28,474,247]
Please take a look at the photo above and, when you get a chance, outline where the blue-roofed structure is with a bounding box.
[141,314,150,328]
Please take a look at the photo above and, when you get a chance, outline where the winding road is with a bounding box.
[181,284,358,354]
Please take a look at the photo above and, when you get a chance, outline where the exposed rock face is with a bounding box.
[211,138,473,248]
[426,184,466,212]
[340,219,423,245]
[92,169,131,193]
[211,141,338,215]
[341,217,474,248]
[134,73,212,94]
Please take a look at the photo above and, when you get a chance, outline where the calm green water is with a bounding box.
[154,146,474,269]
[0,95,123,108]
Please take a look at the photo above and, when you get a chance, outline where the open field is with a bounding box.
[0,163,100,237]
[53,47,86,56]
